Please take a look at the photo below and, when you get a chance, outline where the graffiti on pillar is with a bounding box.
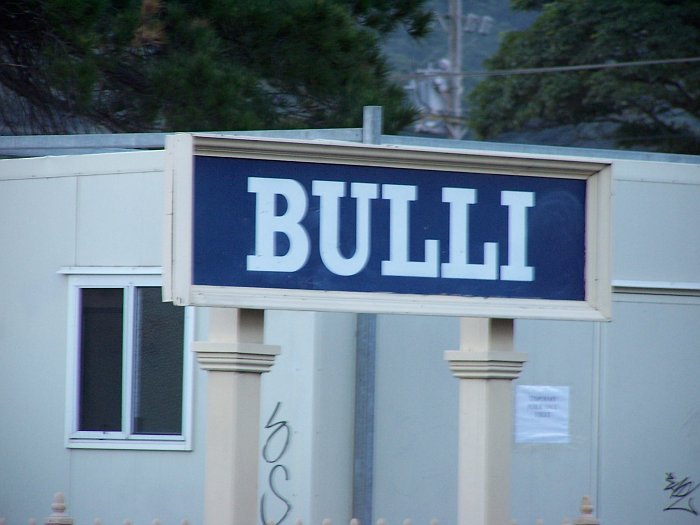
[260,402,292,525]
[664,472,699,515]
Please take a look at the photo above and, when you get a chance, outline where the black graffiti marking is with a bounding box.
[260,402,292,525]
[263,401,291,464]
[664,472,699,515]
[260,465,292,525]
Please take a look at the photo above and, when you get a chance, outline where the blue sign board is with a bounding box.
[193,156,586,301]
[166,135,611,319]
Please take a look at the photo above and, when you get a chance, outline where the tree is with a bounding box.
[0,0,432,134]
[468,0,700,153]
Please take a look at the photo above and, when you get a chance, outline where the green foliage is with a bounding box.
[342,0,433,36]
[510,0,552,9]
[0,0,431,133]
[468,0,700,153]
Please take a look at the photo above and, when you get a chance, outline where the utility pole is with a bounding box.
[447,0,465,139]
[407,0,491,138]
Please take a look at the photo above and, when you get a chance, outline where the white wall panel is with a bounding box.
[372,314,459,525]
[76,171,163,266]
[599,295,700,524]
[67,450,204,524]
[612,161,700,283]
[0,176,76,522]
[260,310,357,525]
[0,153,204,524]
[511,319,599,524]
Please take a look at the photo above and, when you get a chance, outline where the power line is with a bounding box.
[401,56,700,79]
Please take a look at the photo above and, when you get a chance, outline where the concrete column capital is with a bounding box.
[444,350,527,380]
[193,341,280,373]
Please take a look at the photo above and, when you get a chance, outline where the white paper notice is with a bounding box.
[515,385,570,444]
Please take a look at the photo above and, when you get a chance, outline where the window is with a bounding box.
[64,270,193,450]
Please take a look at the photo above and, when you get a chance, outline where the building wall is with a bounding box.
[1,173,76,521]
[600,293,700,523]
[372,314,459,524]
[260,309,357,525]
[0,152,206,524]
[369,157,700,524]
[612,159,700,283]
[1,146,699,525]
[0,151,361,524]
[599,158,700,523]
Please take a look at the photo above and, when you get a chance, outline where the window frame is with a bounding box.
[63,268,194,451]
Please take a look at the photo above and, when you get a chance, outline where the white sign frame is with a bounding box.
[164,133,612,320]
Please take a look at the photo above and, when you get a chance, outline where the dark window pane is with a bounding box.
[79,288,124,432]
[132,287,184,435]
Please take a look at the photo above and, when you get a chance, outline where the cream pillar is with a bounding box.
[194,308,280,525]
[444,318,527,525]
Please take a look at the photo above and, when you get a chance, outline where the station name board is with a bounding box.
[165,135,611,320]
